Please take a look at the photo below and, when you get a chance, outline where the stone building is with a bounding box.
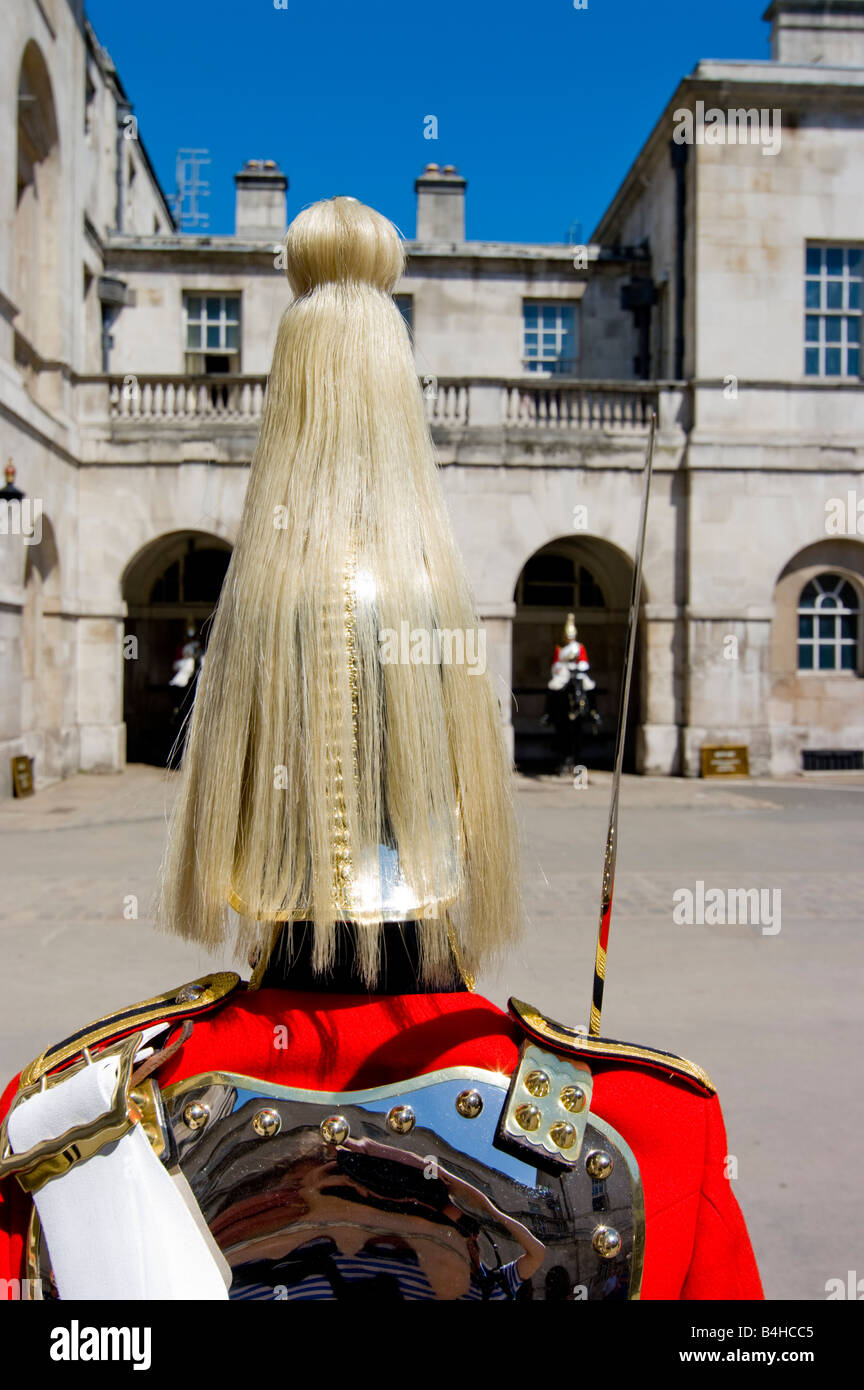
[1,0,862,796]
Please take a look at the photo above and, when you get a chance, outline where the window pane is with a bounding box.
[826,317,842,343]
[524,304,538,323]
[839,582,858,608]
[206,324,220,348]
[825,347,842,375]
[805,281,821,308]
[847,348,860,376]
[186,324,201,349]
[186,296,201,319]
[151,560,179,604]
[806,247,822,274]
[225,298,240,320]
[798,615,813,638]
[849,249,862,273]
[841,615,857,639]
[826,248,844,275]
[805,315,820,343]
[798,643,814,670]
[800,580,818,604]
[542,334,556,348]
[206,297,221,319]
[524,332,538,346]
[225,323,238,349]
[826,282,843,310]
[849,282,861,310]
[818,644,836,670]
[818,615,836,638]
[841,645,856,670]
[560,307,575,331]
[526,554,573,583]
[579,566,605,608]
[805,348,820,375]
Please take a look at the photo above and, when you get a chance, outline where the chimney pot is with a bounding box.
[414,163,467,242]
[763,0,864,65]
[234,159,289,241]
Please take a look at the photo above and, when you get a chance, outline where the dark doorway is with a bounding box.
[123,532,231,767]
[512,537,643,773]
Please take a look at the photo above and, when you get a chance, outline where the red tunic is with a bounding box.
[0,988,763,1300]
[554,642,588,665]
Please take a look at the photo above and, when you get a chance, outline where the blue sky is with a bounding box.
[87,0,772,243]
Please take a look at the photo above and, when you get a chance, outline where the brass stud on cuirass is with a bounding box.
[183,1101,209,1131]
[252,1107,282,1138]
[560,1085,587,1114]
[549,1121,577,1150]
[455,1089,483,1119]
[523,1070,550,1098]
[585,1149,614,1180]
[592,1225,622,1259]
[515,1103,542,1131]
[320,1115,350,1146]
[386,1105,416,1135]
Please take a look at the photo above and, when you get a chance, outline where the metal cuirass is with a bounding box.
[28,1044,644,1301]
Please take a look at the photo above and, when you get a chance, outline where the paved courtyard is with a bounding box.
[2,764,862,1301]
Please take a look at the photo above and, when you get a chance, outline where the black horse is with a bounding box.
[546,669,600,774]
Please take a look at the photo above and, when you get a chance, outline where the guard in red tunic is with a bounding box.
[545,611,601,771]
[0,197,762,1302]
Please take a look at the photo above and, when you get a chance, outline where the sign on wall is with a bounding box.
[11,756,34,798]
[701,745,750,778]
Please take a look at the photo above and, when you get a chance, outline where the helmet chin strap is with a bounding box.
[588,414,656,1037]
[247,923,283,990]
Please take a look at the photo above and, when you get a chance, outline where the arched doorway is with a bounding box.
[15,41,61,363]
[122,531,231,766]
[512,536,644,772]
[771,538,864,772]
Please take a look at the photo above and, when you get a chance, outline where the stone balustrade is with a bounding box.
[93,374,663,434]
[502,380,657,431]
[107,375,267,421]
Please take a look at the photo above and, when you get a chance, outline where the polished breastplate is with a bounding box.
[29,1045,643,1302]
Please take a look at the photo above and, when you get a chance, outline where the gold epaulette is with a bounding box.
[509,998,715,1096]
[19,972,241,1089]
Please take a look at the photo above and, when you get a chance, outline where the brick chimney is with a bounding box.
[414,163,467,243]
[234,159,288,240]
[764,0,864,65]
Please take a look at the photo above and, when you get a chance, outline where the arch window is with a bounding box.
[148,543,231,605]
[515,553,605,609]
[797,573,859,671]
[15,42,61,359]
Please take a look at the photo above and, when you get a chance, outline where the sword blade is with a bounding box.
[588,413,657,1036]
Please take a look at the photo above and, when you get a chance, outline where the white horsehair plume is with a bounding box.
[158,196,523,987]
